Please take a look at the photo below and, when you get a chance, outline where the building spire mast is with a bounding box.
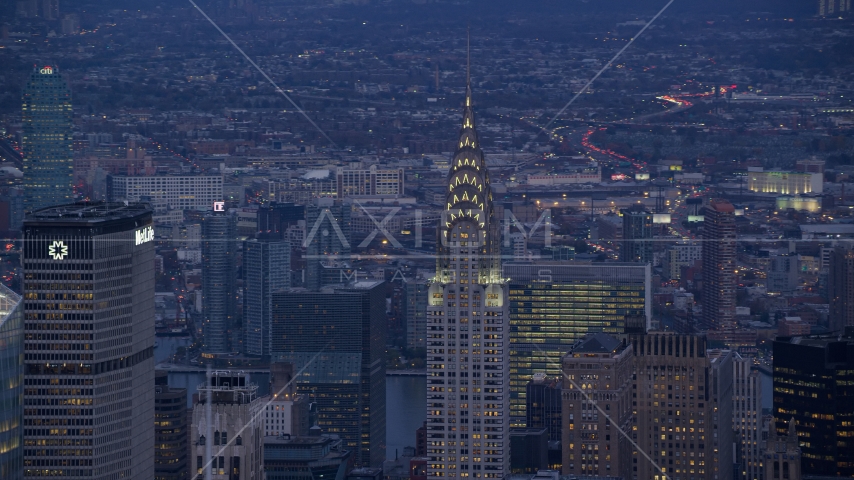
[467,26,471,89]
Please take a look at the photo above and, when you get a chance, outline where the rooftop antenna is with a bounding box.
[466,26,471,89]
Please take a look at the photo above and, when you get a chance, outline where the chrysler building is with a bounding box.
[426,41,510,479]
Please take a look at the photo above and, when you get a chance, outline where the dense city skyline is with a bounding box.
[0,1,853,480]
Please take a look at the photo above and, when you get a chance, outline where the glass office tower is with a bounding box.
[21,66,73,212]
[0,284,23,480]
[243,236,290,357]
[620,208,653,263]
[201,211,237,354]
[504,261,651,426]
[271,281,386,468]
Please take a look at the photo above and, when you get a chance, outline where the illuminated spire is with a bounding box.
[436,33,501,285]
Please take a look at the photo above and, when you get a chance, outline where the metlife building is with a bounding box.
[21,202,155,479]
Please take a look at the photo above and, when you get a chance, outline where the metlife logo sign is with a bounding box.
[135,226,154,246]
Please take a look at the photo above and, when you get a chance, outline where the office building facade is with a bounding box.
[767,254,799,294]
[304,200,352,291]
[829,246,854,332]
[733,354,763,480]
[526,375,562,445]
[257,202,304,238]
[22,202,155,479]
[708,349,734,480]
[243,237,290,357]
[629,334,733,480]
[0,284,23,480]
[509,428,548,474]
[404,278,429,350]
[425,74,510,478]
[201,211,237,354]
[701,199,737,330]
[190,371,263,480]
[22,66,73,212]
[747,170,823,195]
[271,281,386,467]
[772,333,854,477]
[154,371,188,480]
[561,334,634,478]
[762,419,801,480]
[262,362,310,437]
[620,208,653,264]
[504,261,651,426]
[263,434,351,480]
[336,165,405,198]
[106,175,224,212]
[663,242,701,281]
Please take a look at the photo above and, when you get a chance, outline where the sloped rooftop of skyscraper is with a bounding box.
[26,201,152,222]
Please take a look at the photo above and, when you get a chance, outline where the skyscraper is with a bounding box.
[22,202,155,479]
[620,207,653,264]
[243,236,290,357]
[304,199,351,291]
[526,376,562,440]
[708,349,735,480]
[271,281,386,467]
[762,419,801,480]
[733,354,763,480]
[701,199,737,330]
[21,66,73,212]
[561,334,633,477]
[257,202,304,238]
[629,334,734,480]
[0,284,23,480]
[201,211,237,354]
[828,245,854,332]
[154,371,188,480]
[772,332,854,477]
[261,362,310,437]
[425,48,510,478]
[404,277,429,350]
[190,371,264,480]
[504,261,651,426]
